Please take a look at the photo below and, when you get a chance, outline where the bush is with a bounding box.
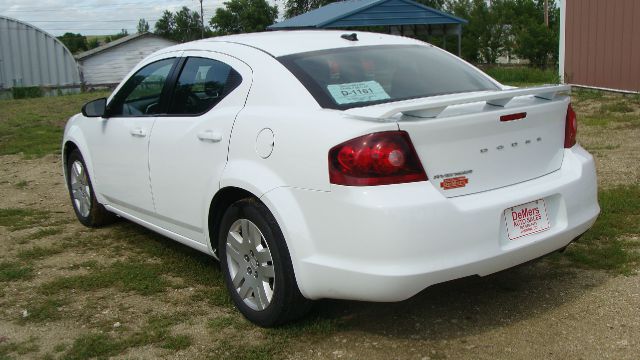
[483,66,560,85]
[12,87,44,99]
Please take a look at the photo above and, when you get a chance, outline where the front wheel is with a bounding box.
[218,198,311,327]
[66,149,116,227]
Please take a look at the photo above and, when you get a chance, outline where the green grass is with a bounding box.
[64,260,99,270]
[205,314,340,360]
[573,88,604,102]
[20,297,68,323]
[0,337,39,358]
[109,223,223,288]
[584,144,620,152]
[17,245,64,261]
[14,180,28,189]
[30,227,64,240]
[483,66,560,86]
[63,314,194,359]
[207,314,249,331]
[63,333,121,360]
[600,101,634,114]
[53,343,68,353]
[581,116,613,127]
[191,287,234,308]
[555,185,640,274]
[40,261,171,296]
[0,261,34,282]
[160,334,193,350]
[581,114,639,129]
[0,208,51,231]
[0,91,110,158]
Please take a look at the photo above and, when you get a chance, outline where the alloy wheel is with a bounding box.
[69,160,91,218]
[225,218,276,311]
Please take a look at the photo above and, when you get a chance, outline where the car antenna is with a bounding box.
[341,33,358,41]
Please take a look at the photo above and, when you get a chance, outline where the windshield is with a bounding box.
[278,45,499,110]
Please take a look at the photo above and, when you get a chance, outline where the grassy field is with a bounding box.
[483,66,560,87]
[0,91,110,158]
[0,83,639,359]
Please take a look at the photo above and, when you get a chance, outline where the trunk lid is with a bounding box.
[345,85,571,197]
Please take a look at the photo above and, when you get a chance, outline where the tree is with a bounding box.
[137,18,150,33]
[477,0,508,64]
[415,0,446,9]
[446,0,507,64]
[210,0,278,35]
[514,20,556,67]
[284,0,333,19]
[154,6,208,42]
[104,29,129,44]
[87,37,100,50]
[499,0,559,67]
[445,0,558,66]
[447,0,480,62]
[154,10,176,40]
[57,33,88,54]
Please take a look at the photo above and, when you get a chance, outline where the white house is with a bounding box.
[75,33,177,87]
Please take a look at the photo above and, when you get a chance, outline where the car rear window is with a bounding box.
[278,45,499,110]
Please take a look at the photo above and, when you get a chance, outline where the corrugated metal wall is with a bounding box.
[0,16,80,89]
[564,0,640,92]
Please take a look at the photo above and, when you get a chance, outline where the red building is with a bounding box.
[560,0,640,93]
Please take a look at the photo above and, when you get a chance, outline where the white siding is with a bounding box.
[79,36,176,86]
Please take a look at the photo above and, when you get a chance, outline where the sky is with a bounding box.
[0,0,285,36]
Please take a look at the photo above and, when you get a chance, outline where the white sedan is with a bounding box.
[63,30,599,327]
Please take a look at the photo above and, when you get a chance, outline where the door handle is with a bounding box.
[197,130,222,143]
[130,127,146,137]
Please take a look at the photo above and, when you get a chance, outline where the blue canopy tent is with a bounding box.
[268,0,467,55]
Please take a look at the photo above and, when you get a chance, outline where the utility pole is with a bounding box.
[544,0,549,27]
[199,0,204,39]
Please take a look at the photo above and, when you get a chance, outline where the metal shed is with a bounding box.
[0,15,80,91]
[268,0,467,55]
[559,0,640,93]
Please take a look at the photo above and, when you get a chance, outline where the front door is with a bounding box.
[88,56,178,216]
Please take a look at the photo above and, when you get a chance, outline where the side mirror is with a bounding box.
[82,98,107,117]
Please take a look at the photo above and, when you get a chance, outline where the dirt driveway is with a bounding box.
[0,91,638,359]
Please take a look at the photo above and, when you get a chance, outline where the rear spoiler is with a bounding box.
[344,84,571,119]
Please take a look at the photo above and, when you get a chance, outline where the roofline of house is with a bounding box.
[75,32,173,60]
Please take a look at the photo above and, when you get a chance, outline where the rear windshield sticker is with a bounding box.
[327,81,390,105]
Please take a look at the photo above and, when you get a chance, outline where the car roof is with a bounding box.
[172,30,426,58]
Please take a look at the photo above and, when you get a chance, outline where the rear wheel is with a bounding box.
[218,198,311,327]
[66,150,116,227]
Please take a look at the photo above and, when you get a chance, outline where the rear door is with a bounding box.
[148,51,252,242]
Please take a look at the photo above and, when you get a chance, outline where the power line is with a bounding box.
[3,26,208,31]
[22,19,161,23]
[1,3,219,13]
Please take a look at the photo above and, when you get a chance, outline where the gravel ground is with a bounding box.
[0,153,638,359]
[1,90,639,358]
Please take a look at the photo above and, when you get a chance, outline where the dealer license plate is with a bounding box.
[504,199,550,240]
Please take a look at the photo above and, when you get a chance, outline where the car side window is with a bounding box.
[167,57,242,115]
[108,58,176,117]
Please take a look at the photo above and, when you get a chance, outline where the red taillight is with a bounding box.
[329,131,427,186]
[565,103,577,148]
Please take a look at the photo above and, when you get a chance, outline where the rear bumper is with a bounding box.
[262,145,599,301]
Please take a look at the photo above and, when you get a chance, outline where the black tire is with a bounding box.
[66,149,116,227]
[218,198,312,327]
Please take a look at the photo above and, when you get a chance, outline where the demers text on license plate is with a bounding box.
[504,199,550,240]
